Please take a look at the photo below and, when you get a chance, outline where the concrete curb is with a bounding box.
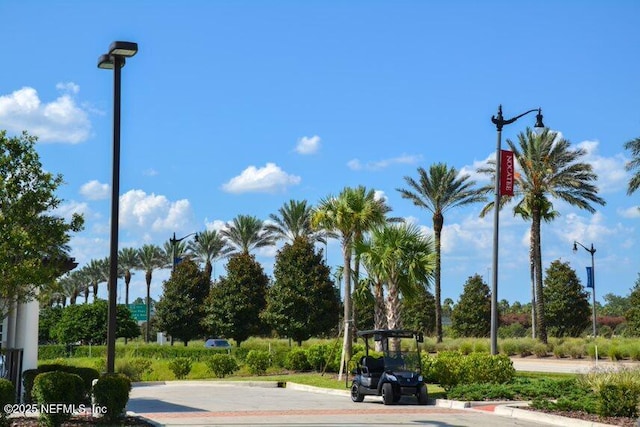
[434,398,471,409]
[286,382,351,396]
[494,404,619,427]
[133,380,282,388]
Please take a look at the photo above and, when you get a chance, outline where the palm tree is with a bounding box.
[624,136,640,196]
[118,247,140,306]
[138,244,164,342]
[397,163,485,343]
[187,229,232,280]
[59,270,85,305]
[478,128,605,343]
[265,199,326,244]
[85,258,109,302]
[311,185,390,378]
[356,223,435,346]
[220,214,276,255]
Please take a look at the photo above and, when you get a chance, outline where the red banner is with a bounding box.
[500,149,514,196]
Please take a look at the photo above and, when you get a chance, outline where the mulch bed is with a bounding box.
[8,415,155,426]
[522,407,638,427]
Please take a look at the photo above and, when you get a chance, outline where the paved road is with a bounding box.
[127,382,557,427]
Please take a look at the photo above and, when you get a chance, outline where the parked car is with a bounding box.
[204,338,232,353]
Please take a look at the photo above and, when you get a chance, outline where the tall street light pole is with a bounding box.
[490,105,544,355]
[98,41,138,373]
[574,241,597,337]
[170,232,199,272]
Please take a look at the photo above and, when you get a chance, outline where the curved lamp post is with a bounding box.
[489,105,544,355]
[98,41,138,373]
[170,232,199,272]
[574,241,597,337]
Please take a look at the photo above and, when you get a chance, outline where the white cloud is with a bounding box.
[347,154,422,171]
[619,206,640,219]
[295,135,321,154]
[119,189,192,232]
[374,190,387,202]
[577,140,628,193]
[143,168,159,177]
[0,85,91,143]
[222,163,301,194]
[80,180,110,200]
[53,200,91,223]
[204,219,227,231]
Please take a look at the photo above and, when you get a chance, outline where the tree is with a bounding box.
[220,214,275,255]
[600,293,631,317]
[624,137,640,196]
[397,163,485,343]
[478,128,605,343]
[187,229,231,280]
[353,278,375,331]
[401,285,436,336]
[155,260,209,345]
[262,237,339,345]
[625,274,640,337]
[138,244,164,342]
[266,199,326,244]
[51,299,139,344]
[543,260,591,337]
[451,274,491,338]
[203,253,269,346]
[311,186,390,375]
[355,223,435,333]
[118,247,139,306]
[0,130,84,320]
[39,305,63,343]
[84,258,108,302]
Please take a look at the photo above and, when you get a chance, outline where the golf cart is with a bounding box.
[350,329,428,405]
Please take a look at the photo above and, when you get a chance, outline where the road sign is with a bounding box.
[128,303,147,321]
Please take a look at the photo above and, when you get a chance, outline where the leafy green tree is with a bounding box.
[0,130,84,320]
[187,229,232,280]
[203,253,269,346]
[220,215,276,255]
[543,260,591,337]
[624,136,640,196]
[478,128,605,343]
[51,300,139,344]
[311,186,390,367]
[155,260,209,346]
[397,163,485,343]
[353,279,375,331]
[262,237,339,345]
[600,293,631,317]
[39,305,63,343]
[451,274,491,338]
[401,285,435,336]
[624,274,640,336]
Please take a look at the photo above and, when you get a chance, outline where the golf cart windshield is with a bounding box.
[384,349,421,373]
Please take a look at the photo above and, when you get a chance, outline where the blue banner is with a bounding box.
[586,266,594,288]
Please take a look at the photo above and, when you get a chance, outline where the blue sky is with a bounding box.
[1,1,638,307]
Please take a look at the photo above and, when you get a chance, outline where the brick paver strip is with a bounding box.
[140,408,467,419]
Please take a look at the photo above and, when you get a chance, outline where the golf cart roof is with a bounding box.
[357,329,418,339]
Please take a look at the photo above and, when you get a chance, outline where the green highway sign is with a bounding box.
[128,303,147,321]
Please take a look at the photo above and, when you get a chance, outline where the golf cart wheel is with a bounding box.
[381,383,394,405]
[351,383,364,402]
[417,384,428,405]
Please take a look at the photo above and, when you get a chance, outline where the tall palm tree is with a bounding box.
[397,163,485,343]
[356,223,435,343]
[478,128,605,343]
[311,185,390,378]
[118,247,140,306]
[220,214,276,255]
[59,270,85,305]
[265,199,326,244]
[85,258,109,302]
[624,136,640,196]
[138,244,164,343]
[187,229,232,280]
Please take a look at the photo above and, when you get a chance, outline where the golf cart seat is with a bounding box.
[361,356,385,375]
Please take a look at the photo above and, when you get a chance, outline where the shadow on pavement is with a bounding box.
[128,397,207,414]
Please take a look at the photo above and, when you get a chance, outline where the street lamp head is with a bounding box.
[534,108,545,129]
[97,54,123,69]
[108,41,139,58]
[573,241,578,253]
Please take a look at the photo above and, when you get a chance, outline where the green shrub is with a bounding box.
[431,351,515,391]
[516,339,535,357]
[306,344,339,372]
[0,379,15,427]
[532,343,549,358]
[458,341,473,355]
[205,354,239,378]
[608,346,623,361]
[168,357,192,379]
[116,358,153,382]
[552,343,566,358]
[499,339,518,356]
[285,349,311,372]
[32,371,84,427]
[23,364,98,404]
[245,350,271,375]
[597,383,640,417]
[93,373,132,424]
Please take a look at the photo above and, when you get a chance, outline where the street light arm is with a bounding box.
[573,240,596,255]
[170,232,199,244]
[491,105,542,131]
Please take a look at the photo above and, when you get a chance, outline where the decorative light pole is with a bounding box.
[98,41,138,373]
[490,105,544,355]
[574,241,597,337]
[170,232,199,272]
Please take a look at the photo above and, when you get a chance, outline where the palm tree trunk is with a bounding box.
[532,211,547,343]
[338,243,352,380]
[433,213,443,343]
[529,242,536,339]
[374,281,386,330]
[205,260,213,280]
[385,280,401,352]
